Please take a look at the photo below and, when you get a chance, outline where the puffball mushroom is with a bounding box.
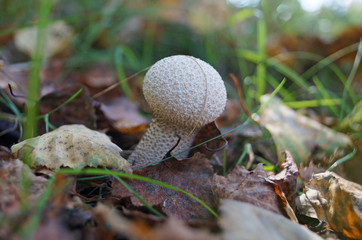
[128,55,226,166]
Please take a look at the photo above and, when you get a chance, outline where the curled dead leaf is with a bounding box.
[300,172,362,239]
[269,151,298,210]
[11,124,131,172]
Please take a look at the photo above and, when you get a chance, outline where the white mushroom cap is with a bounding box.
[143,55,226,128]
[128,55,226,166]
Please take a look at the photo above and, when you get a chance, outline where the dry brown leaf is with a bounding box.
[219,199,322,240]
[300,172,362,239]
[31,174,94,240]
[212,163,288,218]
[33,218,76,240]
[112,153,216,222]
[259,95,352,165]
[99,96,148,134]
[153,216,220,240]
[0,158,47,213]
[38,84,96,134]
[269,151,298,210]
[299,161,326,182]
[190,122,226,159]
[11,124,131,171]
[82,64,117,89]
[94,203,219,240]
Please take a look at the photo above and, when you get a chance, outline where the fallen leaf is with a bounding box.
[219,199,322,240]
[99,96,148,134]
[32,173,95,240]
[11,124,131,171]
[212,163,288,218]
[0,158,47,213]
[33,218,76,240]
[296,192,321,227]
[0,62,29,105]
[269,151,299,210]
[94,202,145,239]
[38,84,96,134]
[112,153,216,222]
[301,171,362,239]
[153,216,220,240]
[82,63,117,89]
[190,122,227,159]
[94,203,219,240]
[259,95,352,165]
[14,21,73,58]
[299,161,326,182]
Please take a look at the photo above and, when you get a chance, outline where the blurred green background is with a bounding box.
[1,0,361,114]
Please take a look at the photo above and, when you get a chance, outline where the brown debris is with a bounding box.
[112,154,216,222]
[212,164,289,218]
[38,84,96,134]
[190,122,226,159]
[269,151,299,210]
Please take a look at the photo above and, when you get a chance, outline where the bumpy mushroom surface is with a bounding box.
[128,55,226,166]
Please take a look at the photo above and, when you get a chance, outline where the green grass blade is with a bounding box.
[267,75,293,101]
[113,175,165,218]
[237,49,261,64]
[312,76,339,116]
[24,0,54,140]
[266,58,310,91]
[284,99,342,109]
[256,14,267,99]
[339,40,362,120]
[0,88,22,118]
[236,143,251,165]
[18,175,55,240]
[302,43,359,104]
[273,51,355,100]
[228,8,255,26]
[115,47,133,101]
[57,168,219,218]
[257,78,286,114]
[38,89,83,118]
[328,148,356,171]
[238,50,310,92]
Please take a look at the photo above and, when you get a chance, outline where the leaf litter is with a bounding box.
[259,95,353,165]
[1,45,361,240]
[2,90,361,239]
[112,153,216,222]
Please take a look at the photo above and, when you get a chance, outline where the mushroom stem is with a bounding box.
[128,119,199,166]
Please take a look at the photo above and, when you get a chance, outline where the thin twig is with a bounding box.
[229,73,254,120]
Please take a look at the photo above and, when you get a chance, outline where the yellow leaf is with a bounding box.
[11,124,131,172]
